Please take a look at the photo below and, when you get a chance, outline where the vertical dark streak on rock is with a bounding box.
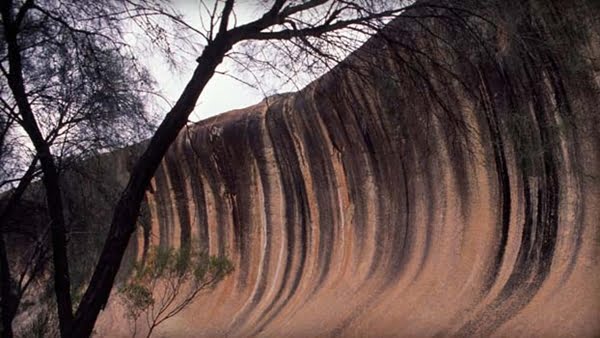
[389,157,411,280]
[165,146,191,251]
[544,55,584,284]
[326,74,370,260]
[247,115,271,303]
[152,164,171,248]
[294,95,335,291]
[251,99,310,334]
[342,75,386,277]
[180,128,210,252]
[184,138,209,252]
[479,70,511,291]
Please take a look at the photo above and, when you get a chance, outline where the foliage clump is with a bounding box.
[118,245,233,338]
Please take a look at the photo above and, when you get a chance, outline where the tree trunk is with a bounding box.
[0,234,16,338]
[0,1,73,335]
[70,36,233,337]
[0,160,38,338]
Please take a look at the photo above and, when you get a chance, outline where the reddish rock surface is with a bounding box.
[91,1,600,336]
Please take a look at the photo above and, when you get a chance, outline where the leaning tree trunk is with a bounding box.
[70,36,233,338]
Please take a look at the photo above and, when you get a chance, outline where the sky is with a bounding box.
[152,59,264,122]
[142,0,380,122]
[147,1,298,122]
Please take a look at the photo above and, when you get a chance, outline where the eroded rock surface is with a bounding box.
[95,1,600,337]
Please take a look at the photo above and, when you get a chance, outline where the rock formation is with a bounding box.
[21,0,600,336]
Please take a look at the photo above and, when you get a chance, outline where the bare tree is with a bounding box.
[0,0,160,335]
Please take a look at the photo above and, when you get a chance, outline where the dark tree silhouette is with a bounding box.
[0,0,157,336]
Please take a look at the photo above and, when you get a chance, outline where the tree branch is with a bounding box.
[217,0,235,35]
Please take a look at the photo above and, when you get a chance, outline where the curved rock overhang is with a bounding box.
[97,1,600,336]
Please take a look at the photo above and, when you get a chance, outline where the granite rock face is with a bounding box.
[98,1,600,336]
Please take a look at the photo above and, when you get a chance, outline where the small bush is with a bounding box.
[118,245,233,337]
